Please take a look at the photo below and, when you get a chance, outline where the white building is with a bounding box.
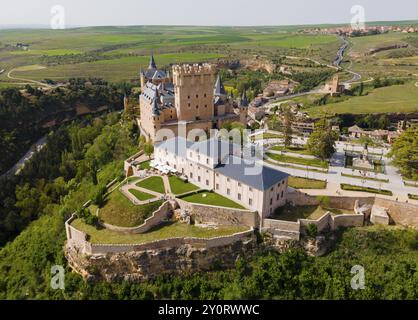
[154,137,289,219]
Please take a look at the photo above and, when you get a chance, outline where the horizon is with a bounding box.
[1,19,417,31]
[1,0,417,28]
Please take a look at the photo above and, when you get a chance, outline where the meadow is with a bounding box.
[0,26,340,83]
[306,81,418,116]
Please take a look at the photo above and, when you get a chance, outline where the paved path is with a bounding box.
[257,139,418,204]
[120,184,162,205]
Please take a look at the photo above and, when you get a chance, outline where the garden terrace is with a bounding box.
[179,191,246,209]
[168,176,199,195]
[266,152,329,169]
[99,190,164,227]
[136,176,166,194]
[128,189,155,201]
[288,176,327,189]
[340,184,393,196]
[71,219,249,245]
[269,145,313,156]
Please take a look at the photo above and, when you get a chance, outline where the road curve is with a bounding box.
[7,68,52,88]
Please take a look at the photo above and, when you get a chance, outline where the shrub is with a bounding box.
[306,224,318,238]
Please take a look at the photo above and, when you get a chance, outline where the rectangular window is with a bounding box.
[281,191,284,198]
[227,188,230,195]
[198,176,201,182]
[206,180,209,186]
[238,193,242,201]
[277,194,280,200]
[206,159,209,165]
[190,173,193,179]
[238,183,241,187]
[270,198,273,205]
[216,184,219,190]
[249,187,253,192]
[249,198,253,206]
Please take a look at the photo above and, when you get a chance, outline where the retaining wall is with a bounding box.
[176,198,258,228]
[101,201,171,234]
[66,224,253,255]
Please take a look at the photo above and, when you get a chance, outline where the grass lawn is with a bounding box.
[408,194,418,200]
[139,160,151,170]
[180,191,245,209]
[341,173,389,183]
[252,132,283,141]
[269,145,313,156]
[168,176,199,195]
[264,159,328,173]
[266,152,329,169]
[341,184,393,196]
[273,205,353,222]
[136,176,165,194]
[288,176,327,189]
[71,219,249,244]
[98,190,163,227]
[128,189,155,201]
[306,82,418,116]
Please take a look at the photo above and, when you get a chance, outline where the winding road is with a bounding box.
[7,68,52,88]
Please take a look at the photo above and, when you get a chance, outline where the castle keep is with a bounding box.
[138,56,248,142]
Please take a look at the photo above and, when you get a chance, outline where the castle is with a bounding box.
[138,56,248,142]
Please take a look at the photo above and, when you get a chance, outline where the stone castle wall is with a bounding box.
[176,198,258,228]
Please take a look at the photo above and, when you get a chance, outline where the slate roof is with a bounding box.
[149,54,157,69]
[214,75,227,96]
[240,91,249,107]
[215,156,289,191]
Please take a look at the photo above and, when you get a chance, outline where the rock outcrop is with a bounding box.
[65,237,256,282]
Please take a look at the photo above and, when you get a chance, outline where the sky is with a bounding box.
[0,0,417,27]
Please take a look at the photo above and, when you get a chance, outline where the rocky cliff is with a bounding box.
[65,237,257,282]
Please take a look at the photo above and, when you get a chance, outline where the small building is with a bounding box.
[324,74,345,96]
[154,137,289,219]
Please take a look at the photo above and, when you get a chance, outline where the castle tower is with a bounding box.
[238,91,249,124]
[172,64,216,122]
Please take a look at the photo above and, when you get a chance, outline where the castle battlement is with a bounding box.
[172,63,214,75]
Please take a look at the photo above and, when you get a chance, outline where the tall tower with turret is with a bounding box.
[172,64,216,122]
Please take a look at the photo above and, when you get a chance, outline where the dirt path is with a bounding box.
[7,67,52,88]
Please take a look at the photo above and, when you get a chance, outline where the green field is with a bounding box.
[98,190,163,227]
[0,26,340,84]
[72,219,248,244]
[136,176,165,194]
[168,176,199,195]
[269,145,313,155]
[266,152,329,169]
[307,82,418,116]
[288,177,327,189]
[128,189,155,201]
[341,184,393,196]
[180,191,245,209]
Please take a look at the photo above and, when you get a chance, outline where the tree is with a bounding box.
[282,107,293,148]
[144,143,154,159]
[388,128,418,180]
[89,158,99,185]
[306,118,338,160]
[358,82,364,96]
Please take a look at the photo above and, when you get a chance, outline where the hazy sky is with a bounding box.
[0,0,417,27]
